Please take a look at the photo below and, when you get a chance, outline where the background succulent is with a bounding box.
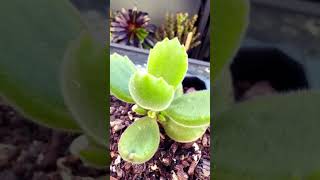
[110,7,157,49]
[155,12,201,52]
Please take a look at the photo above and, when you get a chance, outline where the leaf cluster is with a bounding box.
[110,38,210,164]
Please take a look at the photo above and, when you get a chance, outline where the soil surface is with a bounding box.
[0,101,107,180]
[110,95,210,180]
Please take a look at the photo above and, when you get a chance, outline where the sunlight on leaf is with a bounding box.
[147,38,188,88]
[129,71,175,111]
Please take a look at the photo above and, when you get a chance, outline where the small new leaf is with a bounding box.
[118,117,160,164]
[129,71,175,111]
[110,53,136,103]
[163,90,210,127]
[147,38,188,88]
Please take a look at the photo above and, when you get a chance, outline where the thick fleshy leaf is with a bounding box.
[0,0,83,130]
[129,71,175,111]
[110,53,136,103]
[212,66,234,117]
[163,90,210,127]
[69,135,109,169]
[61,33,107,146]
[147,38,188,88]
[118,117,160,164]
[161,117,208,143]
[213,0,249,81]
[174,84,184,99]
[214,90,320,179]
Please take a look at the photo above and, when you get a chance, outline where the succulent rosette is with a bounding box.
[110,7,157,49]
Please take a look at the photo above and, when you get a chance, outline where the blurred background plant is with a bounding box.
[110,7,157,49]
[155,12,201,52]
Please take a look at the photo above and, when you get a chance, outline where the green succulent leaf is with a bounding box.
[61,32,107,147]
[118,117,160,164]
[135,28,149,42]
[163,90,210,127]
[214,90,320,179]
[161,116,208,143]
[0,0,83,131]
[213,0,249,81]
[174,84,184,98]
[69,135,109,169]
[129,71,175,111]
[147,38,188,88]
[212,66,234,117]
[110,53,136,103]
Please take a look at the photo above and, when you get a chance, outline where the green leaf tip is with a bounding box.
[118,117,160,164]
[213,0,250,80]
[147,37,188,88]
[163,90,210,127]
[129,71,175,111]
[110,53,136,103]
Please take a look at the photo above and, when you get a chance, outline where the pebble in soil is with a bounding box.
[110,96,210,180]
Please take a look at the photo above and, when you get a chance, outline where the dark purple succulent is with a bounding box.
[110,7,157,49]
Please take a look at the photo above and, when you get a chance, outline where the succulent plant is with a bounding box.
[155,12,201,51]
[110,7,157,49]
[110,38,210,164]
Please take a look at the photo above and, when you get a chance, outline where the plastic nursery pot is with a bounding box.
[230,47,309,101]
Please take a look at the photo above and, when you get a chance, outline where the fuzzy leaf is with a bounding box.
[129,71,175,111]
[147,38,188,88]
[61,33,107,146]
[110,53,136,103]
[214,90,320,179]
[213,0,249,81]
[163,90,210,127]
[69,135,109,169]
[0,0,83,131]
[118,117,160,164]
[161,117,208,143]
